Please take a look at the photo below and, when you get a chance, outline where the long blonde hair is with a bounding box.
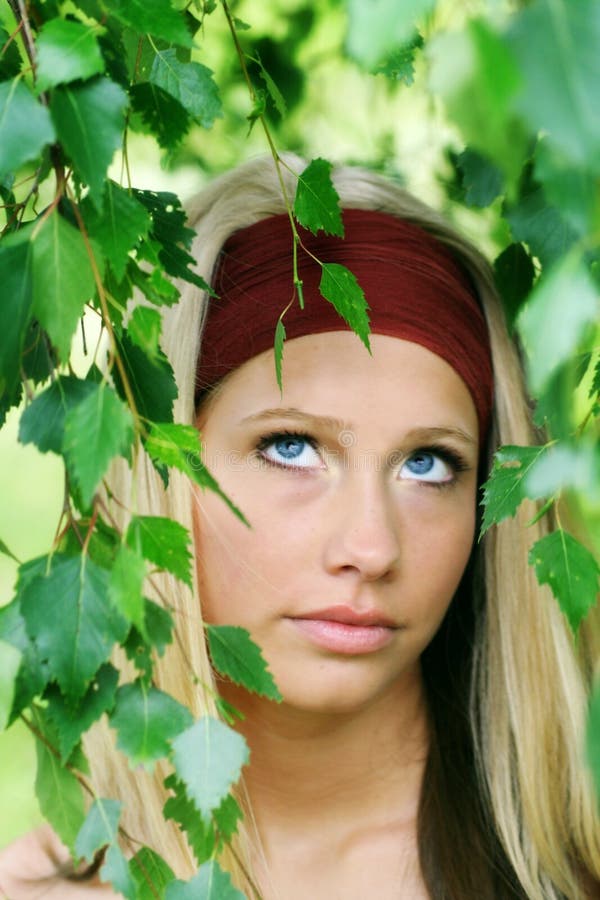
[89,154,600,898]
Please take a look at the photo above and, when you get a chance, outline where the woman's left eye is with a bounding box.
[399,450,456,484]
[256,431,322,469]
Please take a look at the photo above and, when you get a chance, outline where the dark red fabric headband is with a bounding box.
[196,209,494,438]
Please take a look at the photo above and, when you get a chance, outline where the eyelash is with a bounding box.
[254,429,470,487]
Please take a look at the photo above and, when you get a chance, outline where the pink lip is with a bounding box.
[288,605,398,655]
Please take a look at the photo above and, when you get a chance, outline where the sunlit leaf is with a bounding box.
[110,680,192,769]
[529,529,599,632]
[372,32,424,84]
[346,0,433,68]
[36,19,105,91]
[525,443,600,505]
[108,544,146,632]
[82,181,151,281]
[149,48,222,129]
[127,307,163,362]
[206,625,282,701]
[0,79,55,177]
[104,0,192,47]
[126,516,193,588]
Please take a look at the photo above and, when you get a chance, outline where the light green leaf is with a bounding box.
[149,48,222,129]
[100,844,136,900]
[126,516,192,588]
[529,529,599,632]
[30,212,98,361]
[206,626,282,701]
[127,306,163,362]
[171,717,249,821]
[0,78,56,177]
[587,682,600,798]
[517,254,599,396]
[319,263,371,351]
[46,664,119,763]
[63,383,135,507]
[0,538,20,564]
[36,19,105,91]
[35,723,85,853]
[493,243,536,332]
[525,443,600,505]
[50,77,128,207]
[130,847,175,899]
[274,316,286,394]
[165,860,245,900]
[294,157,343,237]
[0,640,22,731]
[108,544,146,632]
[110,680,193,770]
[0,240,34,409]
[346,0,434,68]
[372,32,424,84]
[19,376,96,454]
[534,139,600,237]
[20,554,128,700]
[82,181,151,281]
[104,0,192,47]
[480,445,548,533]
[75,798,121,863]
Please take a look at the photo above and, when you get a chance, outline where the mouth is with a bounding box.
[287,605,399,655]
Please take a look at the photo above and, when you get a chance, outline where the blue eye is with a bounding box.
[400,450,454,484]
[257,431,321,469]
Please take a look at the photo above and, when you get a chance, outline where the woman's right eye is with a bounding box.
[255,431,322,469]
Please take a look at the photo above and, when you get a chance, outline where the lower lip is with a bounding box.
[289,618,396,654]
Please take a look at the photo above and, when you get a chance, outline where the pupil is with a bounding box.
[407,453,433,474]
[277,437,303,459]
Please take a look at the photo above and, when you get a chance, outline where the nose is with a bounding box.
[322,471,401,582]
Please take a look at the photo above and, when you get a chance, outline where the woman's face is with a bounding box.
[194,332,479,714]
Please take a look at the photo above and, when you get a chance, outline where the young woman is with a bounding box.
[1,154,599,899]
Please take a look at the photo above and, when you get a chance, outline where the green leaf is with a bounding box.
[529,530,599,632]
[534,139,600,237]
[507,0,600,168]
[149,48,222,129]
[19,554,128,700]
[21,320,57,387]
[46,664,119,763]
[104,0,192,47]
[0,597,49,721]
[36,19,105,92]
[253,53,286,117]
[517,254,599,396]
[129,254,181,307]
[50,78,128,208]
[100,844,136,900]
[0,78,56,177]
[130,82,190,151]
[19,376,96,454]
[165,860,245,900]
[480,444,548,533]
[456,148,503,208]
[0,537,20,563]
[126,516,192,588]
[319,263,371,351]
[82,181,151,281]
[107,544,146,631]
[587,683,600,798]
[122,600,174,682]
[110,680,193,770]
[346,0,434,68]
[164,776,217,865]
[0,25,21,80]
[274,316,286,394]
[75,798,121,862]
[493,243,536,332]
[525,443,600,505]
[127,306,163,362]
[0,640,22,731]
[0,239,34,410]
[171,717,249,821]
[63,383,135,506]
[35,720,85,853]
[130,847,175,899]
[29,212,98,361]
[372,32,424,84]
[591,359,600,400]
[505,179,578,268]
[206,626,282,701]
[112,331,178,424]
[294,158,343,237]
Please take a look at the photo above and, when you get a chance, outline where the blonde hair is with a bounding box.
[89,154,600,898]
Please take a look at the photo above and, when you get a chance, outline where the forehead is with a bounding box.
[198,331,479,441]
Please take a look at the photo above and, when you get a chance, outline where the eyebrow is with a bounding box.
[237,408,477,446]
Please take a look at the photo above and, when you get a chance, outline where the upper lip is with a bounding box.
[291,605,397,628]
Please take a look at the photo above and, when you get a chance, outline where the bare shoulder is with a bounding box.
[0,826,117,899]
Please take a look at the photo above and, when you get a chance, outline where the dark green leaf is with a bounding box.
[274,316,286,393]
[0,240,34,409]
[591,359,600,400]
[0,597,49,721]
[19,554,128,700]
[149,48,222,128]
[112,331,178,423]
[126,516,192,588]
[480,444,548,533]
[129,82,190,151]
[107,544,146,631]
[110,680,193,769]
[75,798,121,862]
[171,717,249,821]
[0,640,21,731]
[319,263,371,351]
[0,537,19,563]
[0,78,55,177]
[0,26,21,80]
[100,844,136,900]
[144,599,174,656]
[63,383,135,506]
[456,148,503,208]
[36,19,105,91]
[246,88,266,132]
[165,861,245,900]
[46,664,119,763]
[505,174,578,268]
[493,243,536,332]
[372,32,424,84]
[213,792,243,843]
[35,719,85,853]
[130,847,175,899]
[29,212,99,361]
[127,306,163,362]
[586,683,600,798]
[253,54,286,116]
[50,78,128,208]
[346,0,433,68]
[294,158,343,237]
[21,320,57,386]
[104,0,192,47]
[164,775,216,865]
[529,529,599,632]
[19,376,96,454]
[82,181,151,281]
[206,625,282,701]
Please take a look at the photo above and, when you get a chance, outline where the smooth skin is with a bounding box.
[0,332,479,899]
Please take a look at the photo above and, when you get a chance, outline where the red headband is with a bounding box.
[196,210,494,438]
